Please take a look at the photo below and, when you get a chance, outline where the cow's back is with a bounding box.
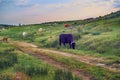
[59,34,73,43]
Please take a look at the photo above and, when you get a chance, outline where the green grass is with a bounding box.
[54,69,82,80]
[14,52,55,80]
[0,49,17,70]
[0,43,83,80]
[0,43,55,80]
[0,16,119,64]
[0,11,120,80]
[41,51,120,80]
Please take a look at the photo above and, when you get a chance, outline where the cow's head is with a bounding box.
[71,42,76,49]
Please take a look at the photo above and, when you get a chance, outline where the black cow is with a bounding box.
[59,34,75,49]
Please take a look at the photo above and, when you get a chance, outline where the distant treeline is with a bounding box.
[0,24,26,29]
[0,24,18,29]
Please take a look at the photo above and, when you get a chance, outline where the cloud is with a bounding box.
[0,0,14,6]
[15,0,29,6]
[0,0,15,11]
[113,0,120,8]
[0,0,30,8]
[0,0,120,24]
[0,0,14,3]
[38,0,119,22]
[93,0,120,8]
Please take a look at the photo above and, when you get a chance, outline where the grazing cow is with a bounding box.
[64,24,70,28]
[59,34,76,49]
[3,37,8,42]
[38,28,43,32]
[2,37,8,42]
[22,32,27,38]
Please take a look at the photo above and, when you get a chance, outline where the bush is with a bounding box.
[73,33,81,40]
[51,39,59,48]
[0,49,17,69]
[91,32,101,35]
[39,39,47,44]
[85,26,93,31]
[83,31,90,35]
[96,46,105,53]
[77,28,83,33]
[110,74,120,80]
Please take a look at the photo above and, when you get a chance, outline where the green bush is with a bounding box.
[96,46,105,53]
[91,32,101,35]
[51,39,59,48]
[86,26,92,30]
[0,49,17,69]
[83,31,90,35]
[109,74,120,80]
[77,28,83,33]
[73,33,81,40]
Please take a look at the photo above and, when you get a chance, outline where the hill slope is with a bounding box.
[0,10,120,56]
[0,10,120,80]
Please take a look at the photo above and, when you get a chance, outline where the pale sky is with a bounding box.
[0,0,120,24]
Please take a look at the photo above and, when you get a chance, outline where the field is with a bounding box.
[0,11,120,80]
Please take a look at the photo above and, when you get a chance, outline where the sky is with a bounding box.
[0,0,120,24]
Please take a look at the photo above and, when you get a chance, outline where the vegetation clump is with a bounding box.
[0,49,17,69]
[54,69,82,80]
[14,64,48,76]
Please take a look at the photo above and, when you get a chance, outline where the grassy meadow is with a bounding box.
[0,10,120,80]
[0,42,82,80]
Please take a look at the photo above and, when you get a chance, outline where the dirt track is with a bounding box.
[11,41,120,80]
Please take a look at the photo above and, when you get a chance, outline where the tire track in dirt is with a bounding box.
[37,48,120,72]
[14,43,91,80]
[12,41,120,72]
[10,41,120,80]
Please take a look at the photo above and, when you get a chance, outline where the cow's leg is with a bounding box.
[63,43,66,47]
[71,42,76,49]
[69,43,72,48]
[59,39,61,46]
[59,42,61,46]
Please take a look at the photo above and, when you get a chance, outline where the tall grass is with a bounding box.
[0,49,17,70]
[13,52,54,78]
[43,51,120,80]
[54,69,82,80]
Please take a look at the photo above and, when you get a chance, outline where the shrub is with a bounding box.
[73,33,81,40]
[83,31,90,35]
[96,46,105,53]
[85,27,92,30]
[0,50,17,69]
[109,74,120,80]
[77,28,83,33]
[91,32,101,35]
[51,39,59,48]
[39,39,47,44]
